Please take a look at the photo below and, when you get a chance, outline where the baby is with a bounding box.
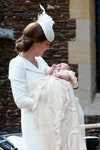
[32,64,85,150]
[46,63,78,88]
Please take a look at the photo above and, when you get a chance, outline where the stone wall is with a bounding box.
[0,0,76,133]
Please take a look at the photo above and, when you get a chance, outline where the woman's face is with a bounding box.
[36,40,50,56]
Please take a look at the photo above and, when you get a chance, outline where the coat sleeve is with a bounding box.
[8,59,33,109]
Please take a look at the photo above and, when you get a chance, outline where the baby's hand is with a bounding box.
[46,64,57,75]
[52,64,57,70]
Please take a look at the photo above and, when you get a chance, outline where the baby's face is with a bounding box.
[56,63,70,70]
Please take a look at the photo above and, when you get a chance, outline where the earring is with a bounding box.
[35,43,39,50]
[36,46,39,50]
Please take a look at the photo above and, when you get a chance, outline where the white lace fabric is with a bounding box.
[53,70,79,88]
[32,75,87,150]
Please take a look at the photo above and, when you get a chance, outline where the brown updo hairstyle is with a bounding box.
[15,22,47,52]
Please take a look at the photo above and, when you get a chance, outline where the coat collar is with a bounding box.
[18,55,46,74]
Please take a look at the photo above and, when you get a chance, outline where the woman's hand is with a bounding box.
[55,74,70,81]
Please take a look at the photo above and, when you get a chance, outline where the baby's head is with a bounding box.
[56,63,70,70]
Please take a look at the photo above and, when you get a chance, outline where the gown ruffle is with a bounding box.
[32,71,87,150]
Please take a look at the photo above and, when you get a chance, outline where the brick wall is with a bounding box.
[0,0,76,133]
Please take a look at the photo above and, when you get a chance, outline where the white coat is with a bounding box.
[8,55,49,150]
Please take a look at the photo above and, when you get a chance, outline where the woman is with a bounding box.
[8,5,87,150]
[8,5,56,150]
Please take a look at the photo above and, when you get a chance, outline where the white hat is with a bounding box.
[37,4,55,42]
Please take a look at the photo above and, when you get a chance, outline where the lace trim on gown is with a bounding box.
[32,75,87,150]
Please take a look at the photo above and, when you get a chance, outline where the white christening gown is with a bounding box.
[32,70,87,150]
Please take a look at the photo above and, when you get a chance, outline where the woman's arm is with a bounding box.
[8,60,33,109]
[55,73,70,81]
